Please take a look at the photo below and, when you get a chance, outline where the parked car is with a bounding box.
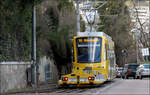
[136,64,150,79]
[116,67,123,78]
[122,64,139,79]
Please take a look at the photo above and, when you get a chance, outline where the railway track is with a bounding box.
[4,79,149,95]
[5,80,116,95]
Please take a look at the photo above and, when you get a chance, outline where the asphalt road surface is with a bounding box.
[8,78,150,95]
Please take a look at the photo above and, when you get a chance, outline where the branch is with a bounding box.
[131,0,148,47]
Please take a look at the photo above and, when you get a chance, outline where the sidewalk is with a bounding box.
[3,82,58,95]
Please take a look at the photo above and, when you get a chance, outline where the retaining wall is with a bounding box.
[38,56,58,83]
[0,56,59,93]
[0,62,30,93]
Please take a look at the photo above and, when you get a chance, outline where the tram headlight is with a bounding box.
[62,77,68,81]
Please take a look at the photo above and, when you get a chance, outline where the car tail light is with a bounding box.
[62,77,68,81]
[88,77,94,80]
[127,70,131,72]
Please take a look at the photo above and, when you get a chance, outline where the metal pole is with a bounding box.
[76,0,80,33]
[149,0,150,38]
[135,33,139,64]
[32,5,37,88]
[149,0,150,62]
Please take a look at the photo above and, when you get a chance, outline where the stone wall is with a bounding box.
[38,56,58,83]
[38,56,72,82]
[0,56,59,93]
[0,62,30,93]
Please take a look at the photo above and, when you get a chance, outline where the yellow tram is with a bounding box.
[58,32,116,87]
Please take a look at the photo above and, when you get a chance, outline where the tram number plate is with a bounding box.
[69,78,77,82]
[80,78,88,82]
[95,74,105,81]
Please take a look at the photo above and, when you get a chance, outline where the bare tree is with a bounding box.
[131,0,149,48]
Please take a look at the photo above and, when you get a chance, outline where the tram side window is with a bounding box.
[72,42,75,62]
[73,48,75,62]
[103,43,106,61]
[106,44,108,60]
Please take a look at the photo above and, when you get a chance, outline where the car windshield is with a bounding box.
[118,68,123,71]
[143,65,150,69]
[76,37,102,63]
[128,65,139,70]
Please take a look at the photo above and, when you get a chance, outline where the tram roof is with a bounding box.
[77,32,112,40]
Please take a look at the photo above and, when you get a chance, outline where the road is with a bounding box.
[8,78,150,95]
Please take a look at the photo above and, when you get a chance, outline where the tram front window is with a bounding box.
[76,37,102,63]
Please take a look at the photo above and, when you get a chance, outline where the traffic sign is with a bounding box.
[141,48,149,56]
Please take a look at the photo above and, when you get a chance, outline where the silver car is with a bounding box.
[136,64,150,79]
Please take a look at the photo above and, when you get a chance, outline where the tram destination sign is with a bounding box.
[76,37,102,47]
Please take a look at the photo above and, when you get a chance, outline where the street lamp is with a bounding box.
[32,3,37,88]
